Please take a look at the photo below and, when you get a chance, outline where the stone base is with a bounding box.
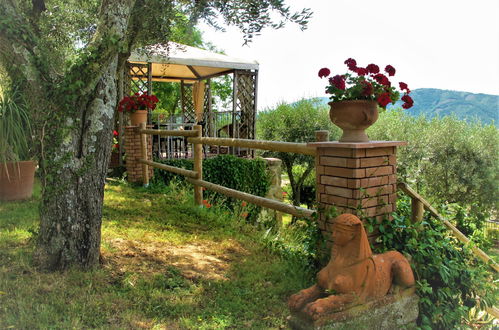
[288,288,419,330]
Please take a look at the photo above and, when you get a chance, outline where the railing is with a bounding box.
[398,182,499,274]
[136,125,498,317]
[137,123,316,219]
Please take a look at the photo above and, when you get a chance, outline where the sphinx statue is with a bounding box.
[288,214,415,321]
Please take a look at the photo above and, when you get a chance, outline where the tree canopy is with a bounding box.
[0,0,311,270]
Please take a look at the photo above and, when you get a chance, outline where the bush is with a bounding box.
[151,155,270,222]
[367,110,498,245]
[373,195,497,328]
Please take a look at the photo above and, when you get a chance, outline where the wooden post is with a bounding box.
[139,122,149,186]
[193,124,203,206]
[411,198,424,223]
[315,130,329,142]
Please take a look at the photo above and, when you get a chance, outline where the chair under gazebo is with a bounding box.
[116,42,259,162]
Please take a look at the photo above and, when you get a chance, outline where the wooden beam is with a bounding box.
[187,65,201,79]
[137,128,198,137]
[186,178,316,219]
[398,182,499,273]
[139,123,149,186]
[138,159,198,179]
[193,125,203,206]
[187,137,316,156]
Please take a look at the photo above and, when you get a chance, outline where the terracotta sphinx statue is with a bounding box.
[288,214,415,320]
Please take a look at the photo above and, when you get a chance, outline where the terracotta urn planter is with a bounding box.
[130,109,148,126]
[328,100,379,142]
[0,160,36,201]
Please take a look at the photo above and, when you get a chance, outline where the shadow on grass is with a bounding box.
[0,180,313,329]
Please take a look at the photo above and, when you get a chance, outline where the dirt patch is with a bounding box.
[101,238,248,281]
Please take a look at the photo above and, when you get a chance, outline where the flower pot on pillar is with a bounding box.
[329,100,379,142]
[130,109,148,126]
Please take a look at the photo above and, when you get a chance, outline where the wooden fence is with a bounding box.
[136,123,499,277]
[137,123,315,220]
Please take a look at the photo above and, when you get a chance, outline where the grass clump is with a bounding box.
[0,179,314,329]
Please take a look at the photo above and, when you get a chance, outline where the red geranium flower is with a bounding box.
[361,81,373,96]
[329,75,346,90]
[373,73,391,86]
[401,94,413,104]
[355,67,368,76]
[399,82,410,92]
[385,65,396,76]
[318,68,331,78]
[377,92,392,108]
[320,58,412,110]
[366,64,380,74]
[113,130,119,137]
[344,58,356,67]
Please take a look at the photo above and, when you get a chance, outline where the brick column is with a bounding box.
[124,126,153,183]
[308,141,406,245]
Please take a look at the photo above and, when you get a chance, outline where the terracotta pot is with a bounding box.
[328,100,379,142]
[0,160,36,201]
[130,109,148,126]
[109,152,120,168]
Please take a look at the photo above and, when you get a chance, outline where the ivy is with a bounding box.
[373,195,497,328]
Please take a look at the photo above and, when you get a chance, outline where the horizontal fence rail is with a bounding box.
[138,128,199,137]
[138,159,199,179]
[187,137,317,156]
[186,178,315,219]
[398,182,499,273]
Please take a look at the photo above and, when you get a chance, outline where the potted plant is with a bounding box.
[318,58,413,142]
[109,130,120,168]
[117,92,159,125]
[0,89,36,201]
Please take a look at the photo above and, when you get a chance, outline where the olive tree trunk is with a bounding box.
[0,0,135,270]
[34,64,118,269]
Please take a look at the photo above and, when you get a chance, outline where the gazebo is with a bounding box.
[117,42,259,160]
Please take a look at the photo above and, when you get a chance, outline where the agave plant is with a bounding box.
[0,89,32,164]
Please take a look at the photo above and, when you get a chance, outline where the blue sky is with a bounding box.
[200,0,499,110]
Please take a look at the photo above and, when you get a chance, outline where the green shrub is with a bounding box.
[367,110,498,246]
[373,195,497,328]
[151,155,270,222]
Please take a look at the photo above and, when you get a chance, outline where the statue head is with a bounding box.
[331,214,372,261]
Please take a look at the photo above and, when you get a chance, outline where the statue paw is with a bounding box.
[288,293,307,311]
[304,301,325,320]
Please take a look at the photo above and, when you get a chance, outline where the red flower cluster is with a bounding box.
[329,75,346,90]
[319,58,413,109]
[117,92,159,113]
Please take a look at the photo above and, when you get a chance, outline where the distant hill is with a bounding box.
[319,88,498,125]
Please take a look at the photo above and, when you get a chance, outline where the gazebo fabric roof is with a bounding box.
[128,42,259,83]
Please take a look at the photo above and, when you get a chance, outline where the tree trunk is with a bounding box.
[34,62,118,270]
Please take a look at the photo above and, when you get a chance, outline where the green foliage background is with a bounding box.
[367,109,498,217]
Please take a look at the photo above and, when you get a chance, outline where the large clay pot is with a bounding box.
[0,160,36,201]
[130,109,148,126]
[328,100,379,142]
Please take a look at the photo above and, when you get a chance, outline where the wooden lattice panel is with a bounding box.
[181,82,195,123]
[126,62,149,95]
[235,70,257,140]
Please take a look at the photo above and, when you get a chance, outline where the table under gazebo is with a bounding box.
[116,42,259,162]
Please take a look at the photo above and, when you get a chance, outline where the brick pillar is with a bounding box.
[308,141,406,246]
[124,126,153,183]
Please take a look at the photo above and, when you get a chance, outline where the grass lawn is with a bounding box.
[0,180,314,329]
